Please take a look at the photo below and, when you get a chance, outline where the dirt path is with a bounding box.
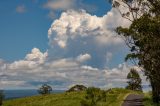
[122,94,144,106]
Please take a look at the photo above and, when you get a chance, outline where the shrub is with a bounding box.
[80,99,92,106]
[81,87,107,106]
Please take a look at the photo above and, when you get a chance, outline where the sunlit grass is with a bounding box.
[143,91,160,106]
[3,88,141,106]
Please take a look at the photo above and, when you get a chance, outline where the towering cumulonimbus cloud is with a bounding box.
[48,9,130,48]
[47,8,131,69]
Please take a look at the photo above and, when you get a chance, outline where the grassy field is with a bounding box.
[143,92,160,106]
[3,88,141,106]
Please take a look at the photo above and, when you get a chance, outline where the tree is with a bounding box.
[38,84,52,95]
[108,0,160,103]
[126,68,142,91]
[116,13,160,103]
[0,91,4,106]
[67,85,87,92]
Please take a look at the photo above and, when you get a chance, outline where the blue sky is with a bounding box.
[0,0,110,61]
[0,0,50,61]
[0,0,149,90]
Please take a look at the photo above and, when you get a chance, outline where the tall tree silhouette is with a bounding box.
[108,0,160,103]
[126,68,142,91]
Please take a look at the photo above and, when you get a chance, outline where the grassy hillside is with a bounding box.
[3,88,141,106]
[143,92,158,106]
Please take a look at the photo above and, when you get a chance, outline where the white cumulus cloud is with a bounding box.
[8,48,48,70]
[77,53,91,63]
[48,9,130,48]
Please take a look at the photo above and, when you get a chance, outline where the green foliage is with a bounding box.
[80,99,92,106]
[0,91,4,106]
[81,87,107,106]
[143,92,160,106]
[126,68,142,91]
[117,13,160,103]
[38,84,52,95]
[111,0,160,103]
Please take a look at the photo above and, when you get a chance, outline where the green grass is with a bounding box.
[143,92,160,106]
[3,88,141,106]
[104,88,142,106]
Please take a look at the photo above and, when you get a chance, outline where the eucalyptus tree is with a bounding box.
[108,0,160,103]
[126,68,142,91]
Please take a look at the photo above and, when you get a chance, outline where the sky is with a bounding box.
[0,0,149,90]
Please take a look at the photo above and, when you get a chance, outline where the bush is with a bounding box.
[81,99,92,106]
[38,84,52,95]
[81,87,107,106]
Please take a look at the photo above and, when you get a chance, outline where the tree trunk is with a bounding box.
[150,80,160,104]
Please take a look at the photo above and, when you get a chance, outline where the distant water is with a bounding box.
[4,90,65,100]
